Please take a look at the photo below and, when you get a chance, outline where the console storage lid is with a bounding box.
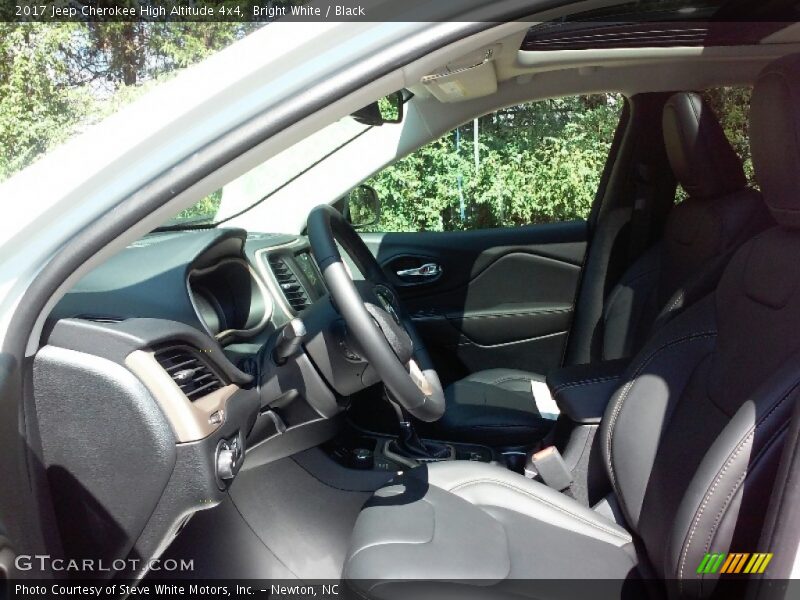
[547,358,629,424]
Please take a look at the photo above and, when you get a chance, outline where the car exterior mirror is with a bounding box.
[345,185,381,230]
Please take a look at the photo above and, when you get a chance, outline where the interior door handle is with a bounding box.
[396,263,442,278]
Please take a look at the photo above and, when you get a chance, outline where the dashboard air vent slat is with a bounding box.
[267,255,310,312]
[154,345,224,400]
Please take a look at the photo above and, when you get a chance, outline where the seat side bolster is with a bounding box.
[423,462,633,547]
[600,296,718,527]
[668,361,800,596]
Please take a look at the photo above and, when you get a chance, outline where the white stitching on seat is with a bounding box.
[665,291,685,313]
[703,421,790,555]
[551,375,621,394]
[489,376,536,386]
[445,477,633,543]
[677,381,798,592]
[696,422,789,597]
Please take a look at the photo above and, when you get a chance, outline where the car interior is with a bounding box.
[19,3,800,599]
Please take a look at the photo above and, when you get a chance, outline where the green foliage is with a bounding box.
[0,22,260,182]
[364,95,623,232]
[366,89,754,232]
[0,24,94,180]
[347,186,380,228]
[0,21,755,236]
[702,86,754,184]
[377,93,401,122]
[174,189,222,223]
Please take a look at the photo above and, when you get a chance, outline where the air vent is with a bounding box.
[154,345,224,400]
[267,255,310,312]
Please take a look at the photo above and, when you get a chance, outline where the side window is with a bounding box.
[363,93,623,233]
[672,86,753,203]
[700,86,754,185]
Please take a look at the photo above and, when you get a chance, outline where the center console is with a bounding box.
[326,358,633,485]
[544,357,631,504]
[326,430,504,472]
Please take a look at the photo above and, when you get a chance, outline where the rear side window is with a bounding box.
[363,93,624,232]
[701,86,754,186]
[672,86,753,203]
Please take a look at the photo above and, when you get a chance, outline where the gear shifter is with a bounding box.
[386,395,451,460]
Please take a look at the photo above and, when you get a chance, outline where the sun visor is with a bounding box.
[421,47,498,102]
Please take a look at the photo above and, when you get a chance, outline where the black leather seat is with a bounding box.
[431,91,771,447]
[343,55,800,598]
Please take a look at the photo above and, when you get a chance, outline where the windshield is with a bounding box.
[164,115,370,228]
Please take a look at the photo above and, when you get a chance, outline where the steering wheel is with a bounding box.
[306,204,445,422]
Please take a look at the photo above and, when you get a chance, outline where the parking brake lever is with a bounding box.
[272,318,306,365]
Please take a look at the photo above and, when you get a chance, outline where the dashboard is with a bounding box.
[51,228,327,346]
[39,227,345,581]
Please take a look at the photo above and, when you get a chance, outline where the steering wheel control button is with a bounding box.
[339,340,361,362]
[374,285,401,324]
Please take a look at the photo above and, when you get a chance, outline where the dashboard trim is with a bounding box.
[186,256,273,344]
[125,349,239,442]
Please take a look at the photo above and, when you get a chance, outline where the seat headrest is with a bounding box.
[662,92,747,200]
[751,54,800,228]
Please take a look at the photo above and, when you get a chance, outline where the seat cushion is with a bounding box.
[430,369,553,446]
[344,461,651,600]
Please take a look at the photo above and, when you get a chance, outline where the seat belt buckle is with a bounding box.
[525,446,573,491]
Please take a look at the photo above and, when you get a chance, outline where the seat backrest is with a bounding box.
[600,55,800,597]
[599,92,771,362]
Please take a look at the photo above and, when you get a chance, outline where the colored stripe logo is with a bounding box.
[697,552,773,574]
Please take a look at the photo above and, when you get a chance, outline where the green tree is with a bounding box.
[0,24,94,179]
[365,95,623,232]
[0,22,260,182]
[702,86,753,184]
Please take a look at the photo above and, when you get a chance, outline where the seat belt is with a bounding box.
[627,164,657,263]
[589,164,658,363]
[524,446,574,492]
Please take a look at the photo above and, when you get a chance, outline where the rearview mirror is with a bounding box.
[351,91,404,126]
[344,185,381,230]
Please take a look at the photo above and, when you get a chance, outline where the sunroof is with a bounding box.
[521,1,792,52]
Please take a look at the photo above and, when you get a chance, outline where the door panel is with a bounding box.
[362,221,587,383]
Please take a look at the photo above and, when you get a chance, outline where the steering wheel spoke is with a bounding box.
[307,204,445,422]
